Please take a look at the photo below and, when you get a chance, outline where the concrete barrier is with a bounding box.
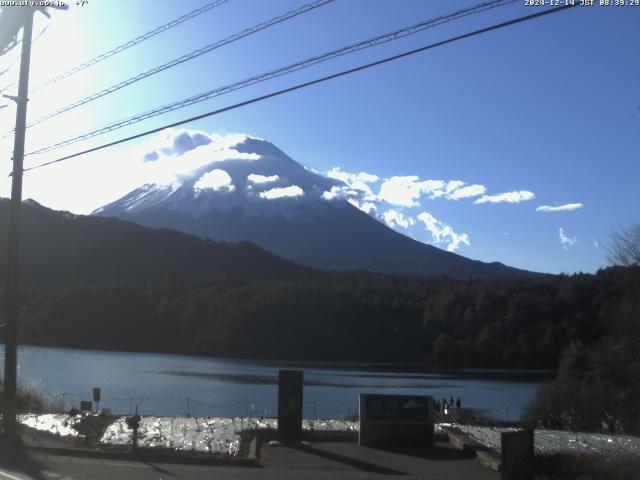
[501,429,534,480]
[277,370,303,443]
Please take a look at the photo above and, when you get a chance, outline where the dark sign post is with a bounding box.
[126,414,141,451]
[277,370,303,443]
[93,387,101,411]
[359,394,434,447]
[501,429,534,480]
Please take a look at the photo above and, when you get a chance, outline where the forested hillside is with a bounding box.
[0,199,317,286]
[11,266,640,369]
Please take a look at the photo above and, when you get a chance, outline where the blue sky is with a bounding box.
[0,0,638,274]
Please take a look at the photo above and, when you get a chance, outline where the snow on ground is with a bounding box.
[302,419,359,432]
[445,423,640,456]
[19,413,639,458]
[100,416,243,455]
[99,416,358,455]
[18,413,82,437]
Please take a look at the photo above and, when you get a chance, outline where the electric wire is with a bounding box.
[0,0,229,95]
[22,0,335,131]
[20,3,577,174]
[25,0,517,156]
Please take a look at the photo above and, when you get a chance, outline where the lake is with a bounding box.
[1,345,552,421]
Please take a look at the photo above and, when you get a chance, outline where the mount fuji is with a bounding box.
[93,131,532,278]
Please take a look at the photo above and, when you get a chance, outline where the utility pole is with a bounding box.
[3,7,34,441]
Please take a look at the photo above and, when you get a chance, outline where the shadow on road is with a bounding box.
[288,443,408,475]
[142,459,179,477]
[0,442,50,480]
[377,443,477,462]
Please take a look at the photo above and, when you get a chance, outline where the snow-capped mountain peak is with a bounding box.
[94,131,340,218]
[93,130,531,279]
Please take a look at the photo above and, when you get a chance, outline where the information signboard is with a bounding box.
[359,393,434,447]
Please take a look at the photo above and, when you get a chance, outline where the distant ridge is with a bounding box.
[0,198,317,287]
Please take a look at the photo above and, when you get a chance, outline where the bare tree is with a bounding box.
[607,223,640,267]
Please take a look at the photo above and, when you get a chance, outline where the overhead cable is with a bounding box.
[20,3,577,174]
[0,0,229,94]
[22,0,335,130]
[26,0,517,156]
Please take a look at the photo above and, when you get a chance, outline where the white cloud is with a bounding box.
[347,198,377,215]
[326,167,379,202]
[423,180,448,199]
[193,169,235,193]
[141,129,212,160]
[382,209,415,229]
[129,130,259,187]
[448,184,487,200]
[360,202,378,215]
[445,180,466,193]
[378,176,422,206]
[349,180,376,197]
[559,227,578,248]
[536,203,583,212]
[321,185,360,201]
[247,173,279,184]
[475,190,535,204]
[323,167,524,216]
[327,167,379,184]
[377,177,489,205]
[259,185,304,200]
[417,212,470,252]
[378,176,446,207]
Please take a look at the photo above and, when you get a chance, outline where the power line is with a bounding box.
[25,0,517,156]
[21,3,577,174]
[0,0,229,95]
[22,0,335,131]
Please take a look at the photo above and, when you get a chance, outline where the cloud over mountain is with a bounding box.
[417,212,470,252]
[259,185,305,200]
[382,209,415,229]
[378,176,445,207]
[130,130,260,187]
[194,169,235,193]
[248,174,279,184]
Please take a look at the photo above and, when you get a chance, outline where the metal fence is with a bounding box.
[58,392,358,419]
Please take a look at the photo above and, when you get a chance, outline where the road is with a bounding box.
[1,454,258,480]
[0,441,499,480]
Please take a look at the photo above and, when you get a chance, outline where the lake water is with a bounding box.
[1,345,552,421]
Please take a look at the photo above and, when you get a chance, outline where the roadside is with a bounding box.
[3,412,640,479]
[1,428,499,480]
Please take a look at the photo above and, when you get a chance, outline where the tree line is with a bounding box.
[6,266,639,370]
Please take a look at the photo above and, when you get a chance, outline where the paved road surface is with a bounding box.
[0,441,499,480]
